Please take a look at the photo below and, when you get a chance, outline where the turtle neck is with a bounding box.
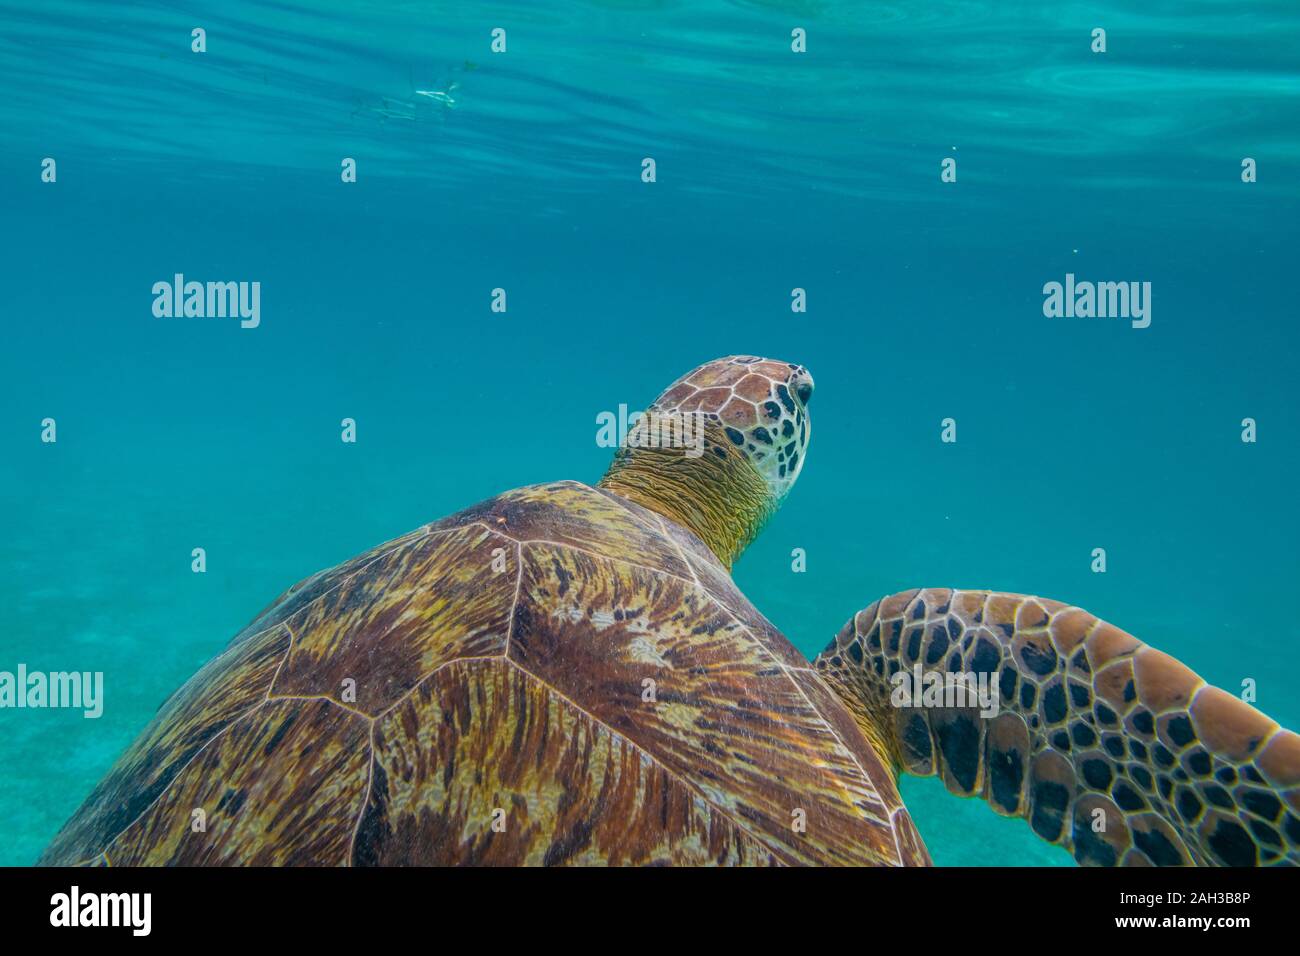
[597,423,773,571]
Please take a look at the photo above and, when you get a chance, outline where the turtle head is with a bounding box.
[598,355,813,570]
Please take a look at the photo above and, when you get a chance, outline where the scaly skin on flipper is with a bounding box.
[816,589,1300,866]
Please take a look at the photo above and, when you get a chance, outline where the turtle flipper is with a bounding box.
[814,589,1300,866]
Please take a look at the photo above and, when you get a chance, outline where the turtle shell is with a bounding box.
[40,481,928,866]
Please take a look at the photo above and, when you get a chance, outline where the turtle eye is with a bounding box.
[795,381,813,406]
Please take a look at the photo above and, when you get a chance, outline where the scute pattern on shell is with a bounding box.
[105,698,371,865]
[270,523,520,715]
[39,621,293,866]
[42,481,926,867]
[356,657,784,865]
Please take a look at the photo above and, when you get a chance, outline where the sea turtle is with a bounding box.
[41,356,1300,866]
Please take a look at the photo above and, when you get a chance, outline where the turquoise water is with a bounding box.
[2,0,1298,866]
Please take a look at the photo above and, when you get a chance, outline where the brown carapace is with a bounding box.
[41,357,1299,866]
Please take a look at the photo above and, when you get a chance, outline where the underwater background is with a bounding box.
[1,0,1298,866]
